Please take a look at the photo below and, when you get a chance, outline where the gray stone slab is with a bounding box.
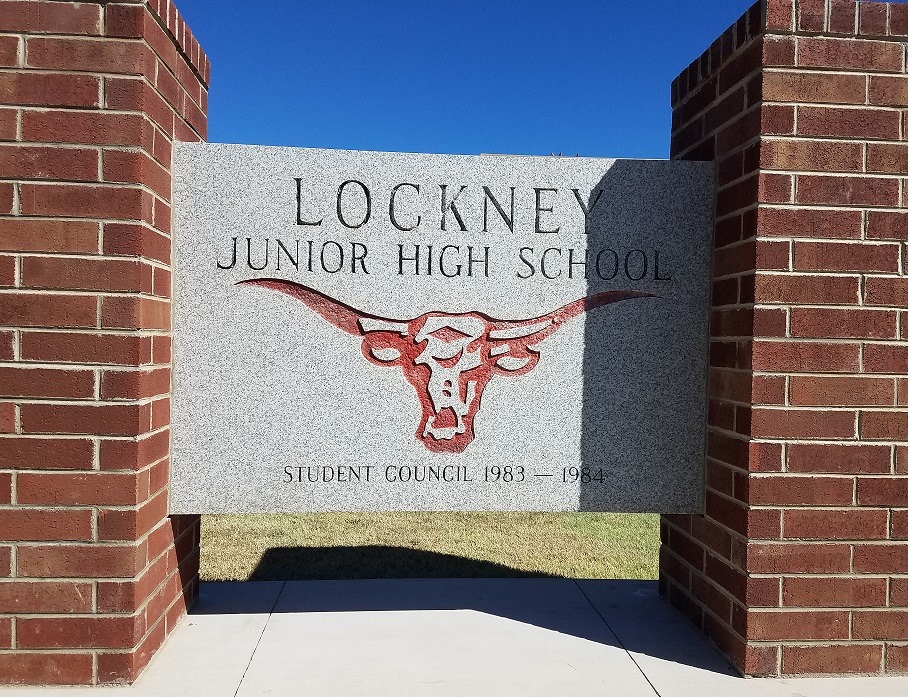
[171,144,713,513]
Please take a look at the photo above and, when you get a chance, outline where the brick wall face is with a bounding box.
[0,0,208,685]
[662,0,908,676]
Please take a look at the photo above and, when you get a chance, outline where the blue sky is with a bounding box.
[176,1,757,158]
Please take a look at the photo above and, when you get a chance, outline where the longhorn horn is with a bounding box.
[236,278,411,336]
[487,290,654,341]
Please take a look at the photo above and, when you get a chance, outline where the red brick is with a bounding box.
[861,411,908,440]
[0,35,16,67]
[783,644,882,674]
[762,138,863,173]
[102,296,169,330]
[798,37,903,72]
[0,72,99,108]
[748,542,852,573]
[100,430,169,471]
[853,610,908,640]
[22,110,149,147]
[750,475,854,505]
[103,223,170,263]
[0,293,97,328]
[0,181,12,213]
[798,106,900,140]
[26,37,149,76]
[18,471,145,506]
[798,0,826,31]
[869,144,908,174]
[853,544,908,573]
[0,1,101,35]
[867,211,908,240]
[859,1,889,36]
[0,509,91,541]
[898,445,908,473]
[893,511,908,539]
[0,366,94,398]
[0,653,93,685]
[0,402,13,433]
[863,344,907,374]
[0,546,9,576]
[20,403,151,436]
[795,241,899,274]
[783,576,887,608]
[752,374,785,404]
[870,76,908,107]
[104,149,171,201]
[759,173,793,203]
[21,331,151,365]
[762,104,795,135]
[784,508,888,540]
[0,253,12,285]
[865,277,908,307]
[893,3,908,35]
[0,437,93,470]
[18,543,143,578]
[752,340,859,372]
[787,444,891,474]
[0,329,11,360]
[0,219,99,253]
[796,176,899,207]
[99,489,168,540]
[0,580,93,613]
[858,477,908,506]
[750,609,849,641]
[105,76,175,135]
[102,367,171,400]
[891,644,908,671]
[0,145,98,182]
[18,615,141,649]
[21,256,151,293]
[153,267,171,298]
[762,72,865,106]
[766,0,794,31]
[20,183,152,221]
[755,274,858,305]
[151,396,169,430]
[0,471,9,503]
[829,0,857,33]
[790,376,893,406]
[751,408,856,439]
[791,308,896,339]
[0,107,16,140]
[763,36,795,68]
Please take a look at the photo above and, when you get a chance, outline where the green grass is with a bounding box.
[200,512,660,581]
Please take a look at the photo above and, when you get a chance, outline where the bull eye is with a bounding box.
[427,326,472,343]
[370,347,401,363]
[434,354,462,369]
[495,355,531,372]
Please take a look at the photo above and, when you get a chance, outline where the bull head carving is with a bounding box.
[238,278,652,453]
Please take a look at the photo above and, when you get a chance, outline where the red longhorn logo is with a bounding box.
[239,279,652,453]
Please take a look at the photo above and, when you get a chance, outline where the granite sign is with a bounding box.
[170,144,713,513]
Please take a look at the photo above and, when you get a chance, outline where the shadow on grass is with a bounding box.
[247,545,558,581]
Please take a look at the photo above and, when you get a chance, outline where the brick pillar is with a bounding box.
[0,1,208,685]
[661,0,908,677]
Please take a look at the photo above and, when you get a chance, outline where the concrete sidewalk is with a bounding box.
[3,579,908,696]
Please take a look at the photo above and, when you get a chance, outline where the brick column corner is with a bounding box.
[660,0,908,677]
[0,0,208,685]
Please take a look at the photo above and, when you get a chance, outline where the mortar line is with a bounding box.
[232,580,286,697]
[573,579,661,697]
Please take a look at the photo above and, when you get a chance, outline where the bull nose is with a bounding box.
[431,407,459,431]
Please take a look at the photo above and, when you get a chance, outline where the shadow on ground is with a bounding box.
[246,545,557,580]
[193,571,738,677]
